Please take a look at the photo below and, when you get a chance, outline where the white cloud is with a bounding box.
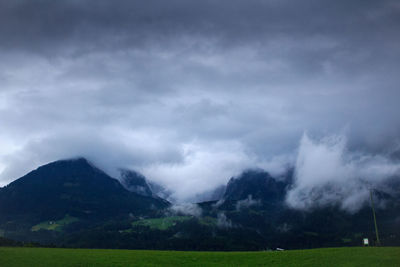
[0,0,400,213]
[140,141,258,202]
[236,195,261,211]
[168,203,202,217]
[217,212,233,228]
[286,133,400,212]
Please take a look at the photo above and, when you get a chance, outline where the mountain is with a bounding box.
[223,169,289,203]
[198,169,400,249]
[0,160,399,250]
[119,169,154,197]
[0,158,168,225]
[148,181,174,201]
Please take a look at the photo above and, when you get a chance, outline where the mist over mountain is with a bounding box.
[189,185,226,203]
[286,134,400,213]
[1,1,400,214]
[0,158,399,249]
[0,0,400,251]
[119,169,154,197]
[223,169,289,203]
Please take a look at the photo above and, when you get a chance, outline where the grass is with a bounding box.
[31,215,79,232]
[131,216,191,230]
[199,216,217,226]
[0,247,399,267]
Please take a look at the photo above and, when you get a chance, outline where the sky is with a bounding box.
[1,0,400,206]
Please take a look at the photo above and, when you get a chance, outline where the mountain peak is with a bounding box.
[35,157,91,170]
[119,169,154,197]
[0,158,168,223]
[20,157,106,184]
[223,169,288,203]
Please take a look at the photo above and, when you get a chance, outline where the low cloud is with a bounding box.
[0,0,399,212]
[217,212,233,228]
[286,133,400,212]
[236,195,260,211]
[140,141,288,202]
[168,203,202,217]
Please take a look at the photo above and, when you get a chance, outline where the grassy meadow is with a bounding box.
[31,215,79,232]
[0,247,399,266]
[131,216,192,230]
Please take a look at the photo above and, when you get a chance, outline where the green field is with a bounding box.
[131,216,192,230]
[0,247,399,266]
[31,215,79,232]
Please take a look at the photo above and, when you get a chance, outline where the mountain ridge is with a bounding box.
[0,158,168,225]
[0,158,399,250]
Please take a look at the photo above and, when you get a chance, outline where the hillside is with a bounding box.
[0,160,399,250]
[0,158,168,243]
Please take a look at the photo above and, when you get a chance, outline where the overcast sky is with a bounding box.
[1,0,400,204]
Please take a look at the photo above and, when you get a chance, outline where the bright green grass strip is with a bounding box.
[199,216,217,226]
[0,247,399,267]
[31,215,79,232]
[131,216,191,230]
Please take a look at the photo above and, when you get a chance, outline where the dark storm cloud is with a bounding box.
[0,0,400,205]
[1,0,398,55]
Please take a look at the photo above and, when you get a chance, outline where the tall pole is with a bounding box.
[369,189,381,246]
